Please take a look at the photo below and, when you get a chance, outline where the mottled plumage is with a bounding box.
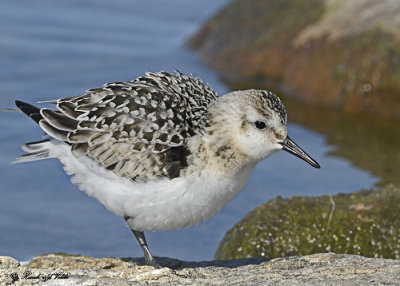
[22,72,217,181]
[13,71,319,267]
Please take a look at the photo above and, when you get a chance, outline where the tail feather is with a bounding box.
[13,139,52,164]
[15,100,43,124]
[15,100,73,142]
[13,101,74,164]
[40,109,79,131]
[12,150,50,163]
[39,120,69,141]
[21,139,51,152]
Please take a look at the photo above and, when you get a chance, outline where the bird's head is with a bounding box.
[209,89,320,168]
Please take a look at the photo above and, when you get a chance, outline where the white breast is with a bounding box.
[48,140,256,231]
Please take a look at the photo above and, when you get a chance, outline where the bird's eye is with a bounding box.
[255,121,266,129]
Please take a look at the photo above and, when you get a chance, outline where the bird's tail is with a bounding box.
[11,101,54,164]
[12,139,52,164]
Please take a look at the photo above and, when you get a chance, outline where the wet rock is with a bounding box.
[0,253,400,285]
[189,0,400,119]
[216,185,400,261]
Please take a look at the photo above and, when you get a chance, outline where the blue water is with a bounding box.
[0,0,377,262]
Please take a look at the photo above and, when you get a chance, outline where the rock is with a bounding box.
[0,256,20,269]
[0,253,400,285]
[273,96,400,186]
[189,0,400,120]
[215,185,400,261]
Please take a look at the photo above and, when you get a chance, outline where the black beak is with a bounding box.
[279,136,320,168]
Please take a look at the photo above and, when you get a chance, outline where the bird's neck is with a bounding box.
[184,131,252,178]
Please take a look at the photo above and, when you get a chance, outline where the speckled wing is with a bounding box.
[39,71,218,181]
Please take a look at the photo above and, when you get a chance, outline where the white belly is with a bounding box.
[50,141,256,231]
[123,163,256,231]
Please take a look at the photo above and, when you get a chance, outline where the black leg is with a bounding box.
[124,216,161,268]
[132,230,159,267]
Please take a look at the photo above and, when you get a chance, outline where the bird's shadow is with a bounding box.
[121,256,270,269]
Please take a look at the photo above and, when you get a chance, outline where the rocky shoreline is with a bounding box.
[1,253,400,285]
[189,0,400,120]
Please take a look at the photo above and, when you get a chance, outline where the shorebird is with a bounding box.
[13,71,319,267]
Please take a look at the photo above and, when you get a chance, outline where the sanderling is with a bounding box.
[13,71,319,267]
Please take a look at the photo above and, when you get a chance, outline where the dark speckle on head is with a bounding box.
[240,114,248,131]
[260,90,287,125]
[271,128,285,141]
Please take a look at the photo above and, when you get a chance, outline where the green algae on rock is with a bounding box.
[215,185,400,260]
[189,0,400,120]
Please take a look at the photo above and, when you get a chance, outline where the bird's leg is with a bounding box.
[132,230,161,267]
[124,216,161,268]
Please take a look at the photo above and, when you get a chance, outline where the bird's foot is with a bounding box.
[145,258,162,269]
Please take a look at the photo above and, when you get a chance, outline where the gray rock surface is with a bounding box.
[0,253,399,285]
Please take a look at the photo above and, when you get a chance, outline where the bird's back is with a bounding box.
[17,71,218,182]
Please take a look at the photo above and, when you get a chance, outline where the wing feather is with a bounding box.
[32,71,217,181]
